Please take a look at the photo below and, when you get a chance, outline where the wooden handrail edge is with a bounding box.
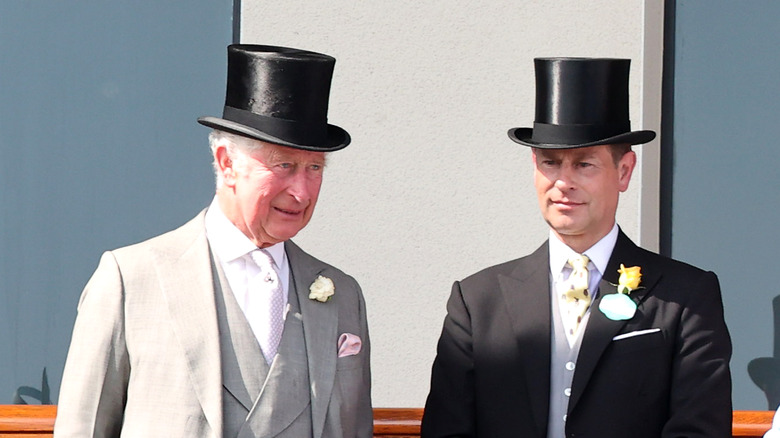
[0,406,775,436]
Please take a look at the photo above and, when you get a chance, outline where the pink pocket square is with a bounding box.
[337,333,362,357]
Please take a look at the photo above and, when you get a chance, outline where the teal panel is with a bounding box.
[673,1,780,410]
[0,2,233,403]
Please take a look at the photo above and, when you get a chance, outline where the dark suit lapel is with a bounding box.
[498,243,552,437]
[568,230,661,412]
[285,240,338,438]
[155,212,223,437]
[567,278,624,412]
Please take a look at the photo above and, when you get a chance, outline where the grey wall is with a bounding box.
[5,0,769,412]
[240,0,659,407]
[671,1,780,410]
[0,2,232,403]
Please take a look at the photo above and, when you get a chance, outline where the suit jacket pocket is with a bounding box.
[609,329,665,356]
[336,354,363,371]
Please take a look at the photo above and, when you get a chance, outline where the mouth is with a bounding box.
[273,206,304,217]
[551,200,584,209]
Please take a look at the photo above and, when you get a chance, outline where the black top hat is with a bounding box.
[508,58,655,149]
[199,44,350,151]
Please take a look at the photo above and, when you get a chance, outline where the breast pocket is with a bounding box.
[336,354,363,371]
[609,329,666,357]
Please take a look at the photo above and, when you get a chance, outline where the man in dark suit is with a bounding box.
[421,58,731,438]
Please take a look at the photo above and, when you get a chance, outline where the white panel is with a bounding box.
[240,0,654,406]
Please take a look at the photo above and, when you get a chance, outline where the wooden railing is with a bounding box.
[734,410,776,437]
[0,406,774,437]
[373,408,424,437]
[0,405,56,438]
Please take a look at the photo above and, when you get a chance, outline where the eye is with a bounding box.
[279,162,292,169]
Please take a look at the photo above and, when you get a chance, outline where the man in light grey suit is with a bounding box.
[55,44,372,438]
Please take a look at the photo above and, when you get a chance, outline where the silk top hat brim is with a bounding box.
[199,44,350,152]
[199,116,350,152]
[508,58,655,149]
[508,127,655,149]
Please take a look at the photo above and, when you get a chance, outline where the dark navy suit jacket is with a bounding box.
[422,230,732,438]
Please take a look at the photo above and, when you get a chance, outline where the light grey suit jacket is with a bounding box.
[54,211,372,438]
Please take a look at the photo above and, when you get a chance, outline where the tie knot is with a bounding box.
[561,253,592,339]
[250,249,276,270]
[563,253,590,302]
[568,254,589,271]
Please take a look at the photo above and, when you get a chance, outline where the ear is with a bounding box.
[214,145,237,187]
[617,150,637,192]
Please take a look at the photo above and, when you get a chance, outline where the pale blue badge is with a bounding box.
[599,293,637,321]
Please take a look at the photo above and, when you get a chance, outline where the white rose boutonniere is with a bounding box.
[599,264,641,321]
[309,275,335,302]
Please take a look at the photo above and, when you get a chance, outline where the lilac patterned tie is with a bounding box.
[562,254,591,337]
[249,249,285,364]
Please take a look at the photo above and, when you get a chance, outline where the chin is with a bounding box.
[271,228,304,242]
[552,222,591,239]
[546,217,578,232]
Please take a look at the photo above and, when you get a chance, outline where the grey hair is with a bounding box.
[208,130,264,187]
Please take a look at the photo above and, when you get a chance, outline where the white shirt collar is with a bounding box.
[204,196,286,267]
[548,223,619,278]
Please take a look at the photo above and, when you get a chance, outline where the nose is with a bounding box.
[553,164,576,191]
[287,171,312,202]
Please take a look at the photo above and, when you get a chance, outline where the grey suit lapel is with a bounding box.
[212,254,269,411]
[242,290,311,438]
[286,240,338,438]
[155,211,223,437]
[498,243,551,438]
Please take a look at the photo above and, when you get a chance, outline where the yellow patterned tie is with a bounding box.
[563,254,591,336]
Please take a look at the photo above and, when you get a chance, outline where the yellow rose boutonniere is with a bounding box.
[599,264,642,321]
[617,264,642,294]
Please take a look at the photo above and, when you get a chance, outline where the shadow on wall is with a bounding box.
[749,295,780,410]
[13,368,51,405]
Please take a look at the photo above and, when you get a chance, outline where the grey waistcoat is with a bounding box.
[547,282,586,438]
[213,255,314,438]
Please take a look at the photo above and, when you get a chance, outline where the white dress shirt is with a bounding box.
[204,198,291,344]
[549,223,619,345]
